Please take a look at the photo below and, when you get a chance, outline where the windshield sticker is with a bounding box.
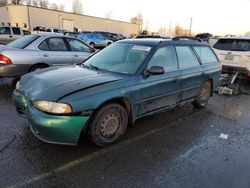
[132,46,151,51]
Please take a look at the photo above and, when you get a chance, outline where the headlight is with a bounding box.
[15,81,20,91]
[33,101,72,114]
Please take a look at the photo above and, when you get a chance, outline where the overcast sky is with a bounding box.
[50,0,250,35]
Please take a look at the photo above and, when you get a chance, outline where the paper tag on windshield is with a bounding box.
[132,46,151,51]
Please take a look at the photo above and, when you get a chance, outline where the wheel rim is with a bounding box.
[199,85,210,104]
[100,112,120,138]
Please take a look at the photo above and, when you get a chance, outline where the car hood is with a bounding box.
[19,65,127,101]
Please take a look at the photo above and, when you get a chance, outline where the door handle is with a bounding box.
[9,35,13,38]
[74,55,78,57]
[43,54,48,57]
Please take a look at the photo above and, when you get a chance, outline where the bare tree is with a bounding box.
[105,9,112,20]
[31,0,38,6]
[50,3,58,10]
[0,0,8,6]
[72,0,83,14]
[11,0,22,4]
[58,4,64,11]
[130,13,143,31]
[39,0,48,8]
[24,0,32,5]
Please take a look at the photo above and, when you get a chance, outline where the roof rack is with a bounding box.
[172,36,203,42]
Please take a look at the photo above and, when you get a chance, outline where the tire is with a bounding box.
[192,81,212,108]
[88,103,128,147]
[107,42,111,46]
[29,64,47,72]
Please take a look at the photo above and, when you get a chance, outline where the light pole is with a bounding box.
[189,17,193,36]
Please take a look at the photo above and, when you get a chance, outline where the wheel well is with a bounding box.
[207,79,213,96]
[28,63,49,72]
[97,97,133,125]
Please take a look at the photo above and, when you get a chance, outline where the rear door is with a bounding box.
[65,37,93,64]
[213,38,250,69]
[176,46,203,101]
[38,37,73,66]
[137,45,181,116]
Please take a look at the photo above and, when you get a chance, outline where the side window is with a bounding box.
[148,46,178,70]
[194,46,218,64]
[39,40,50,51]
[0,27,11,35]
[176,46,200,68]
[47,38,67,51]
[66,38,91,52]
[12,27,21,35]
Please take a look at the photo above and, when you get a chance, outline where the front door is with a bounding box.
[66,38,93,64]
[137,45,181,116]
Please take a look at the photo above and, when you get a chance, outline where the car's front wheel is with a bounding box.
[192,81,212,108]
[88,103,128,147]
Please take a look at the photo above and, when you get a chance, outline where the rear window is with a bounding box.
[213,39,250,51]
[194,46,218,64]
[7,35,40,49]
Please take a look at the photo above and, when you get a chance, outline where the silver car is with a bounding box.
[0,34,95,77]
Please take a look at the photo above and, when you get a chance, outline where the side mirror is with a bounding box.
[91,47,96,53]
[144,66,164,76]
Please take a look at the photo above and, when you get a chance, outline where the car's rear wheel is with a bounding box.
[192,81,212,108]
[88,103,128,147]
[29,64,48,72]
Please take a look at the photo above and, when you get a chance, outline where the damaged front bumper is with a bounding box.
[12,90,90,145]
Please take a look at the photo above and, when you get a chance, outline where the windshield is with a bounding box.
[7,35,40,49]
[84,43,152,74]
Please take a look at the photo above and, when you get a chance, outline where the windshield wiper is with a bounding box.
[89,65,99,71]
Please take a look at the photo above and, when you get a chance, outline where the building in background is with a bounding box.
[0,5,139,36]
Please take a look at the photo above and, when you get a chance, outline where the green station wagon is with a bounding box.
[13,37,221,146]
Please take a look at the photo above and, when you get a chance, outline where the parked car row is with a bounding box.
[12,37,222,146]
[0,34,95,78]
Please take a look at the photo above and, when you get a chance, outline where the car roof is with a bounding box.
[218,36,250,40]
[117,38,208,46]
[33,33,65,37]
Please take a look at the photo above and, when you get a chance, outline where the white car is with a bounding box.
[213,37,250,77]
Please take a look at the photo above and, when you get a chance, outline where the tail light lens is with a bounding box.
[0,54,12,65]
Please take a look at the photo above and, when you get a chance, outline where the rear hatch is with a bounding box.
[213,38,250,69]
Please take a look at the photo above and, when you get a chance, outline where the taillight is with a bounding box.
[0,54,12,65]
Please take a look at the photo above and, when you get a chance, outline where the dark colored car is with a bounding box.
[13,38,221,146]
